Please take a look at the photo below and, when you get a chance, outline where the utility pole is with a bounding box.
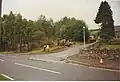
[0,0,2,16]
[83,26,86,48]
[0,0,3,51]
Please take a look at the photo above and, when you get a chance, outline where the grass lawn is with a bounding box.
[29,46,68,54]
[103,44,120,48]
[0,74,9,81]
[0,46,68,55]
[0,43,76,55]
[0,51,14,54]
[101,43,120,48]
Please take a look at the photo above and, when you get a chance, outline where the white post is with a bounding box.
[60,28,62,39]
[100,58,103,64]
[83,26,86,48]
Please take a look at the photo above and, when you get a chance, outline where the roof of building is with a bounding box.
[114,26,120,32]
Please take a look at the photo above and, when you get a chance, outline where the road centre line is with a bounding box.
[1,73,15,80]
[14,62,61,74]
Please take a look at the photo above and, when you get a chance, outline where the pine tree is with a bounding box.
[94,1,115,41]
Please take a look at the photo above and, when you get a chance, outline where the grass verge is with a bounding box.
[99,42,120,49]
[0,51,14,54]
[28,46,68,55]
[0,74,9,81]
[103,44,120,48]
[0,46,69,55]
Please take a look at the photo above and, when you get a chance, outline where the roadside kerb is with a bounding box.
[66,59,120,71]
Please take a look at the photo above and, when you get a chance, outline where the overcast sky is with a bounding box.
[2,0,120,29]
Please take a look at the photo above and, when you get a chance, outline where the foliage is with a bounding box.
[55,17,90,41]
[0,11,90,52]
[94,1,115,41]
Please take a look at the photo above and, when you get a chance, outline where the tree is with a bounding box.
[94,1,115,41]
[1,11,16,51]
[1,11,90,52]
[55,17,90,42]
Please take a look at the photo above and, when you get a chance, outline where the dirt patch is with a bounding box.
[68,54,120,70]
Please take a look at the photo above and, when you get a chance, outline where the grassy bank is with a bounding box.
[68,54,120,70]
[0,46,69,55]
[67,42,120,70]
[0,74,9,81]
[29,46,68,54]
[0,51,14,54]
[0,42,83,55]
[103,44,120,48]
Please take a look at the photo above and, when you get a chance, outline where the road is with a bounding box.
[0,43,120,81]
[0,54,120,81]
[28,43,96,61]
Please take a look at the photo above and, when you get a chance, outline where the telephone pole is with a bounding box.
[83,26,86,48]
[0,0,3,51]
[0,0,2,16]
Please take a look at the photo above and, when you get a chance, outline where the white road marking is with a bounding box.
[67,59,120,72]
[0,59,4,62]
[29,57,65,63]
[1,73,15,80]
[89,67,120,73]
[36,59,64,63]
[68,63,120,72]
[14,63,61,74]
[68,63,79,66]
[29,57,120,73]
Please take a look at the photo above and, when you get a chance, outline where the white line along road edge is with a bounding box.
[1,73,15,80]
[14,63,61,74]
[67,59,120,72]
[88,67,120,73]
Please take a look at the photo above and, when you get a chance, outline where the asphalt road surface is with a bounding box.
[0,54,120,81]
[28,43,97,61]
